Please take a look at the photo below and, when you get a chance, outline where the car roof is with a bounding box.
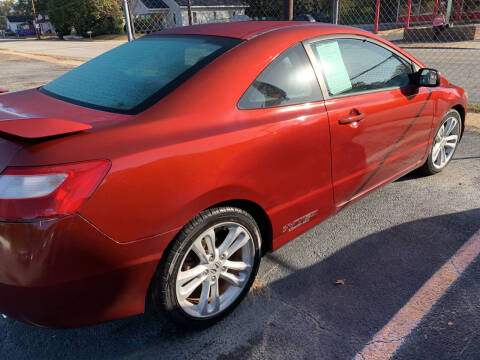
[155,21,423,68]
[156,21,355,40]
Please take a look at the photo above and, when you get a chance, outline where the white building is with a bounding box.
[6,14,55,35]
[36,14,56,35]
[131,0,248,32]
[6,16,34,32]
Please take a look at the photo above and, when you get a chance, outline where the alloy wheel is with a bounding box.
[432,116,459,169]
[175,222,255,318]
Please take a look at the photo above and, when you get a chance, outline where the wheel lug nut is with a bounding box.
[203,270,208,275]
[222,266,226,271]
[211,276,216,281]
[220,255,226,260]
[209,256,214,262]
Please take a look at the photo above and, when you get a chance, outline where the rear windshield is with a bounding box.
[40,35,241,114]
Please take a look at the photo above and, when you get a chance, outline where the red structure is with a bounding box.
[455,0,462,21]
[374,0,381,33]
[406,0,412,29]
[398,0,480,25]
[433,0,439,21]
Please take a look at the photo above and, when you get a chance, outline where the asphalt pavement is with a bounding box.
[0,39,124,61]
[0,52,74,93]
[0,48,480,360]
[1,38,479,104]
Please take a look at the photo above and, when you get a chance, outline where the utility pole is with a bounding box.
[31,0,40,40]
[187,0,193,25]
[121,0,134,42]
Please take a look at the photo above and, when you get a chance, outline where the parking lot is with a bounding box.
[0,44,479,360]
[405,45,480,104]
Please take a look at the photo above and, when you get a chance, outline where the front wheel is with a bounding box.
[148,207,261,328]
[420,109,461,175]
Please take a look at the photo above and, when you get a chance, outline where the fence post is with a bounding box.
[432,0,439,23]
[454,0,462,21]
[405,0,412,29]
[396,0,401,23]
[283,0,293,21]
[374,0,380,33]
[187,0,193,25]
[122,0,134,42]
[332,0,339,24]
[445,0,453,25]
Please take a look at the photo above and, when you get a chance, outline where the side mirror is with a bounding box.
[414,68,440,87]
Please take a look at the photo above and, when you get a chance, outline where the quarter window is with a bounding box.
[238,43,322,109]
[310,38,413,96]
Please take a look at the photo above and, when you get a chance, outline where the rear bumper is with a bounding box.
[0,215,170,327]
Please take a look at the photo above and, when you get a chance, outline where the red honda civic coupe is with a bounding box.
[0,22,467,328]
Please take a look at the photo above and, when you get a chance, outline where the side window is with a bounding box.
[238,43,322,109]
[310,38,413,96]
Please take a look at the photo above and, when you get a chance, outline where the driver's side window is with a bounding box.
[310,38,413,97]
[238,43,323,109]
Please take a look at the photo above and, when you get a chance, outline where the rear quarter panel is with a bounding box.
[77,30,337,248]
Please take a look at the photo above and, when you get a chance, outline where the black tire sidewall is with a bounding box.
[150,207,261,328]
[423,109,461,174]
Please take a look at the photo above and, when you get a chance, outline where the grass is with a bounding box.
[92,33,145,41]
[249,265,279,300]
[468,103,480,113]
[92,34,129,41]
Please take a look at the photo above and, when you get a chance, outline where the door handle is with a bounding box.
[338,113,365,125]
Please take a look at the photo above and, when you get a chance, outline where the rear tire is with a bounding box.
[420,109,461,175]
[148,206,261,329]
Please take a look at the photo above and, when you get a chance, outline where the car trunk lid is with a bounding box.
[0,89,133,131]
[0,89,133,172]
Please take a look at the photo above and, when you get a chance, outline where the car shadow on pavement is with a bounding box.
[394,168,425,182]
[2,209,479,360]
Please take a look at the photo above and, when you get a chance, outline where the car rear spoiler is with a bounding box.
[0,118,92,139]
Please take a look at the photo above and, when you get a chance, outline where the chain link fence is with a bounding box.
[124,0,479,104]
[337,0,480,103]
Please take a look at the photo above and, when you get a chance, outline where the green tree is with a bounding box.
[245,0,282,19]
[294,0,331,16]
[13,0,48,15]
[245,0,331,20]
[338,0,375,25]
[48,0,123,37]
[0,0,15,29]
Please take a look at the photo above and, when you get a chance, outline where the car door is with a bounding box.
[305,36,434,207]
[236,43,335,241]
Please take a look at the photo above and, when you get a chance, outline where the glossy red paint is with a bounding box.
[0,117,91,139]
[326,87,435,206]
[0,22,467,327]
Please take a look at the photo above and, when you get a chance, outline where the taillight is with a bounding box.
[0,160,110,222]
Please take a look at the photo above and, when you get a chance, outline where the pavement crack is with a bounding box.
[449,259,463,275]
[275,296,359,352]
[366,335,406,345]
[459,333,475,357]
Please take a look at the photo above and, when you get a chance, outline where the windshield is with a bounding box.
[41,35,242,114]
